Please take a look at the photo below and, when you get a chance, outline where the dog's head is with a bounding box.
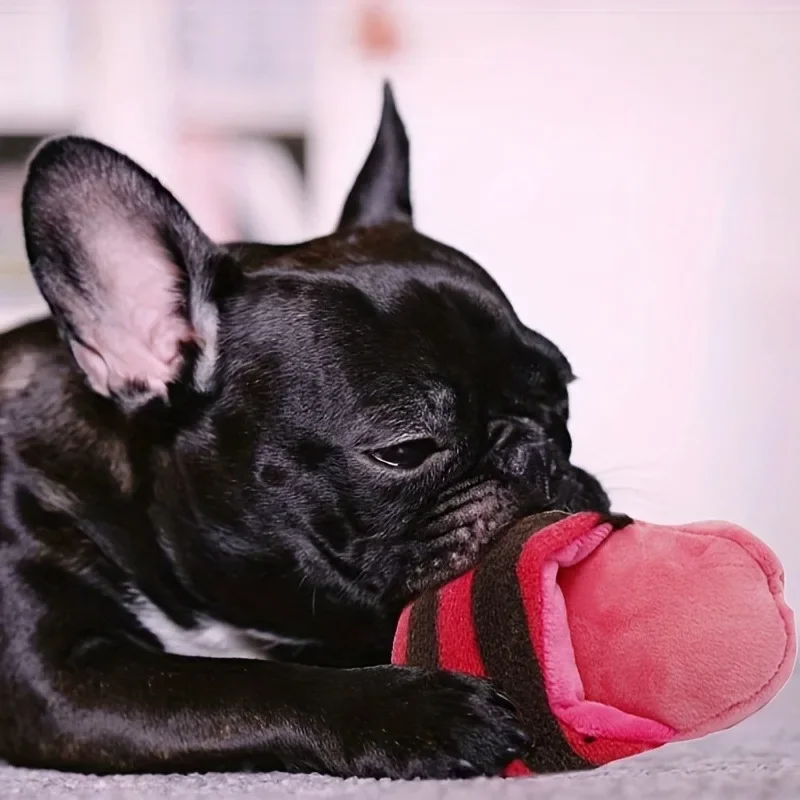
[21,85,609,643]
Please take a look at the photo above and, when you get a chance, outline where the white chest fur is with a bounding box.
[128,592,309,661]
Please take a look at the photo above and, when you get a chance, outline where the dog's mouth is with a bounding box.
[420,479,513,537]
[401,480,521,595]
[401,464,609,598]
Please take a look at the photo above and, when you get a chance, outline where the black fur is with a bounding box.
[0,83,610,779]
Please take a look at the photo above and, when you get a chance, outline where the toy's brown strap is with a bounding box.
[472,511,591,773]
[405,592,439,669]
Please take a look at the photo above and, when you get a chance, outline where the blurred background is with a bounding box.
[1,0,799,606]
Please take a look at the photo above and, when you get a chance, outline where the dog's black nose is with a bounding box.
[487,418,561,485]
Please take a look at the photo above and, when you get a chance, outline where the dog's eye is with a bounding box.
[369,438,438,469]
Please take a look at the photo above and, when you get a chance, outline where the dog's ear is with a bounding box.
[22,136,225,410]
[337,81,412,230]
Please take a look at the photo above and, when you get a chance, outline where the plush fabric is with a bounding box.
[392,511,796,776]
[559,520,794,739]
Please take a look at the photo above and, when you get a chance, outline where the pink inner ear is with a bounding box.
[538,520,794,743]
[74,229,195,399]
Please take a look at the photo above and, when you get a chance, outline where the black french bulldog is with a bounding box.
[0,84,611,779]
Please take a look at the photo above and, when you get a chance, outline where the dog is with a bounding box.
[0,83,612,779]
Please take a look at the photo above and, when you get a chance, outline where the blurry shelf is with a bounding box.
[0,0,316,276]
[175,0,312,135]
[179,87,309,136]
[0,0,314,138]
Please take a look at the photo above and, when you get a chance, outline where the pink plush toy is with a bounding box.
[393,511,796,775]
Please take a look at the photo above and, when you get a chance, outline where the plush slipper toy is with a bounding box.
[392,511,796,776]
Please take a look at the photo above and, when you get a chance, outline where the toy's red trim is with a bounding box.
[391,603,412,664]
[436,568,486,677]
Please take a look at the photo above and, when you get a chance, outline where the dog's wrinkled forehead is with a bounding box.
[216,224,573,444]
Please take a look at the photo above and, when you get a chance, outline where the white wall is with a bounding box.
[309,0,800,604]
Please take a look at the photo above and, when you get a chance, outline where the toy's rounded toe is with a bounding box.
[560,521,796,740]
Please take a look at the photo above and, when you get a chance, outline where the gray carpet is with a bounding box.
[2,672,797,799]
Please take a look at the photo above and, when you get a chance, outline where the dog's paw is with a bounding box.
[332,666,531,779]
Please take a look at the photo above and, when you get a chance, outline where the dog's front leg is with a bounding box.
[0,571,530,778]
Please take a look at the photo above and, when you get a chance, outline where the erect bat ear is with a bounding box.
[22,136,224,409]
[337,81,412,231]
